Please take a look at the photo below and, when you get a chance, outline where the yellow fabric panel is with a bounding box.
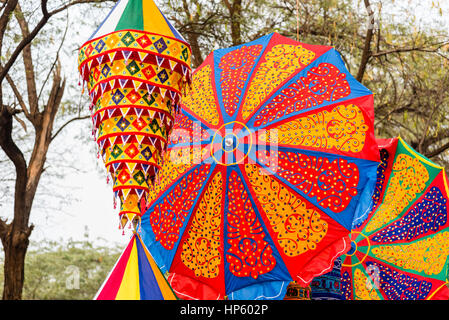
[115,239,141,300]
[142,0,175,38]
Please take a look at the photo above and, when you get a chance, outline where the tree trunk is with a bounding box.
[1,226,32,300]
[223,0,243,46]
[0,0,100,301]
[0,106,32,300]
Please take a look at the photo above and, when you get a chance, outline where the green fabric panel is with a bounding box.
[116,0,144,31]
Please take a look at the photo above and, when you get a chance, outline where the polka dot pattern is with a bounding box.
[241,44,316,119]
[218,45,263,117]
[365,261,432,300]
[150,164,211,250]
[340,270,353,300]
[180,171,223,278]
[372,186,447,244]
[169,112,210,145]
[254,63,351,127]
[146,148,206,205]
[353,148,389,228]
[226,170,276,279]
[260,103,368,154]
[183,64,219,126]
[365,154,430,232]
[244,164,328,257]
[257,150,359,213]
[371,231,449,276]
[352,268,381,300]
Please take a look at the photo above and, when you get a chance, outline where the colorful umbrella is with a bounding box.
[95,233,177,300]
[310,257,345,300]
[283,282,312,300]
[340,137,449,300]
[140,32,380,300]
[78,0,192,231]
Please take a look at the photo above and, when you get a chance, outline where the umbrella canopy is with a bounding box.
[284,282,312,300]
[140,32,380,300]
[340,137,449,300]
[310,257,345,300]
[78,0,192,230]
[95,233,177,300]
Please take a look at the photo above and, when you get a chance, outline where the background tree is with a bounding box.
[0,0,114,300]
[0,231,121,299]
[163,0,449,168]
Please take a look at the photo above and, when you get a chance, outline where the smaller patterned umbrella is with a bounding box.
[340,137,449,300]
[95,233,177,300]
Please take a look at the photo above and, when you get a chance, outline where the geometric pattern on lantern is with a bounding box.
[88,60,183,95]
[79,30,191,85]
[90,80,174,228]
[93,88,174,123]
[79,22,192,231]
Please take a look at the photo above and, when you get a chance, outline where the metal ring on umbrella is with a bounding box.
[139,32,381,300]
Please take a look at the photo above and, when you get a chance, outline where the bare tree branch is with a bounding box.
[5,74,30,119]
[0,1,50,87]
[0,0,114,86]
[428,141,449,159]
[0,0,19,59]
[356,0,375,82]
[38,7,70,103]
[371,41,449,58]
[51,115,90,141]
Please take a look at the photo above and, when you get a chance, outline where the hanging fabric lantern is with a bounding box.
[78,0,192,231]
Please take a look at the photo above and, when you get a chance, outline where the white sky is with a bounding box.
[3,0,449,251]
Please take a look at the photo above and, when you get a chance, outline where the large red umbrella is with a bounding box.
[140,32,380,300]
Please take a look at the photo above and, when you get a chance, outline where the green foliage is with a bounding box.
[0,237,122,300]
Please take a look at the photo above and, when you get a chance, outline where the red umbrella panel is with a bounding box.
[140,32,381,300]
[341,137,449,300]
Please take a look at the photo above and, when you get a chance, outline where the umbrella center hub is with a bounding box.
[211,121,252,166]
[223,134,238,152]
[347,241,357,256]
